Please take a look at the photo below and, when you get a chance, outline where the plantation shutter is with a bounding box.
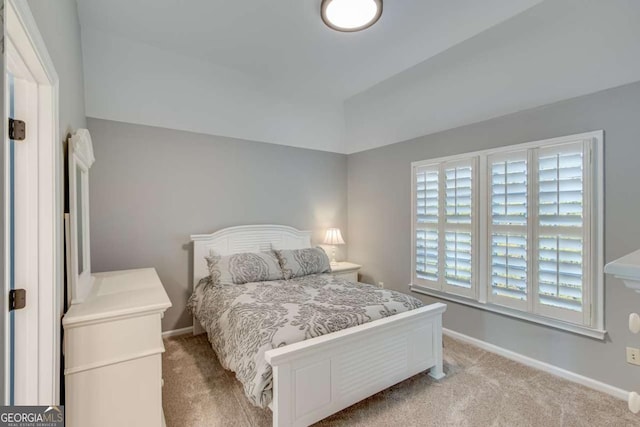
[488,151,528,309]
[442,159,476,297]
[412,132,600,332]
[536,141,587,321]
[415,165,439,285]
[413,159,477,296]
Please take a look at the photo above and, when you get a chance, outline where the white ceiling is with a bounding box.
[76,0,542,101]
[345,0,640,153]
[76,0,640,153]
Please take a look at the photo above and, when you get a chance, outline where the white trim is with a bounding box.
[8,1,59,85]
[412,285,606,339]
[442,328,628,401]
[593,135,605,325]
[4,0,60,405]
[161,327,193,338]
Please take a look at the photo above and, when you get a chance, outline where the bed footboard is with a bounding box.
[264,302,447,427]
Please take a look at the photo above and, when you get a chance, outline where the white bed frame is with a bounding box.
[191,225,446,427]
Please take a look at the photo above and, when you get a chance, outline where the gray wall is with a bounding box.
[88,118,348,330]
[347,81,640,391]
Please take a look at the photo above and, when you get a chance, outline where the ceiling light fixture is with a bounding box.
[321,0,383,32]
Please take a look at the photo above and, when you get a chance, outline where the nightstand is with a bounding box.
[330,262,362,283]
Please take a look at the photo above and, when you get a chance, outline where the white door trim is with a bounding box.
[4,0,61,405]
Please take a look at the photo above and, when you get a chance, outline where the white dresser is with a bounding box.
[62,268,172,427]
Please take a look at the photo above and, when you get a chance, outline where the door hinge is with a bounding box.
[8,118,26,141]
[9,289,26,311]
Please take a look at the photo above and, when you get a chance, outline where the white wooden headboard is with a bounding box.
[191,224,312,289]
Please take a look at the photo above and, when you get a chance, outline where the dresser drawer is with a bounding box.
[64,312,164,374]
[65,353,163,427]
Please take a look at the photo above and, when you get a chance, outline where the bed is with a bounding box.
[190,225,446,427]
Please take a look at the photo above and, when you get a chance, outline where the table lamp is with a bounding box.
[323,228,345,265]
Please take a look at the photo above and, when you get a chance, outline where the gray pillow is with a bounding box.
[274,247,331,280]
[206,250,284,284]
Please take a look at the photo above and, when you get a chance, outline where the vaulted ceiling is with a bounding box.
[77,0,541,100]
[76,0,640,153]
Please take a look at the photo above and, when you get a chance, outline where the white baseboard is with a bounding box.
[443,328,629,401]
[162,326,194,338]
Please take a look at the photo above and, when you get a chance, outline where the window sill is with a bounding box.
[409,284,607,340]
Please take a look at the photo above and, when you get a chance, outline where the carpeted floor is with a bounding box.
[162,334,637,426]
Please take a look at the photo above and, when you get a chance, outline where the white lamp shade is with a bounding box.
[323,228,345,245]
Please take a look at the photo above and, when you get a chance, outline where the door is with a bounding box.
[6,56,41,404]
[3,71,31,405]
[6,74,16,406]
[3,0,61,405]
[0,56,6,407]
[2,74,24,406]
[1,72,19,405]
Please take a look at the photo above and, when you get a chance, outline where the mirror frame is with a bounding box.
[68,129,95,305]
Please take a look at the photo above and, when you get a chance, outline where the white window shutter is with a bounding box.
[413,160,477,296]
[416,229,438,282]
[535,141,587,322]
[491,156,527,226]
[538,150,584,227]
[487,151,529,309]
[491,233,527,300]
[445,164,472,224]
[444,231,473,288]
[416,167,439,224]
[414,166,439,286]
[442,159,476,296]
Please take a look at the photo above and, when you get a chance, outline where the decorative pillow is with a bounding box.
[274,247,331,280]
[206,250,284,284]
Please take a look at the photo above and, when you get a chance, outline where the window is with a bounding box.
[415,159,477,298]
[411,132,604,338]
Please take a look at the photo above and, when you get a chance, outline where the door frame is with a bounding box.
[4,0,61,405]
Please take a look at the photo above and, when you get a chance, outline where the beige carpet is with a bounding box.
[162,334,637,426]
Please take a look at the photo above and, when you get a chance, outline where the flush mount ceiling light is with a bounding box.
[321,0,383,32]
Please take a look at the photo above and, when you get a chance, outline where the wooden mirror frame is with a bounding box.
[68,129,95,305]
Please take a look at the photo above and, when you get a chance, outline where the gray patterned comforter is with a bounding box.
[187,274,423,408]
